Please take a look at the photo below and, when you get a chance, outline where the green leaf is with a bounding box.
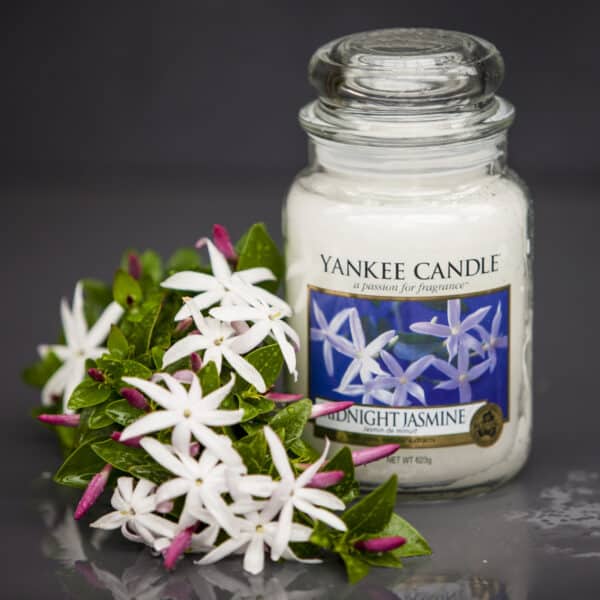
[68,378,113,410]
[105,399,145,427]
[91,439,149,473]
[121,360,153,379]
[139,250,163,283]
[167,248,201,272]
[107,325,129,359]
[87,404,115,429]
[379,513,432,558]
[234,344,283,392]
[236,223,284,293]
[288,437,320,463]
[130,463,172,485]
[309,521,336,550]
[53,442,106,488]
[342,475,398,537]
[198,361,220,394]
[113,269,143,308]
[269,399,312,447]
[233,430,268,475]
[361,552,403,569]
[340,552,371,584]
[22,351,61,388]
[322,447,360,504]
[151,346,165,369]
[238,395,275,422]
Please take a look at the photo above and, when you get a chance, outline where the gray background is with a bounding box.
[2,2,600,598]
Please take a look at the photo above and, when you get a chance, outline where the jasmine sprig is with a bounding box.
[24,222,431,583]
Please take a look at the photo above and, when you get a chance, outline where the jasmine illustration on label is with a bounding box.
[309,285,509,448]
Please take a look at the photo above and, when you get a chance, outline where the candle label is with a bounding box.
[309,285,509,448]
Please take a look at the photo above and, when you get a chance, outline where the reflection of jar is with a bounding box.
[284,29,533,492]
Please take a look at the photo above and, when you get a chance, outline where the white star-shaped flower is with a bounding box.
[161,238,285,321]
[261,426,347,561]
[119,373,243,463]
[140,438,273,538]
[196,509,315,575]
[38,282,124,412]
[210,288,300,380]
[90,477,177,547]
[162,303,266,392]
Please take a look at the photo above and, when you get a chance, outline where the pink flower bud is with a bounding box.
[212,224,238,261]
[87,368,105,383]
[307,470,345,488]
[352,444,401,466]
[172,370,195,384]
[164,526,195,570]
[190,352,202,372]
[128,252,142,280]
[156,500,175,514]
[264,392,305,402]
[354,536,407,553]
[189,442,201,457]
[111,431,142,447]
[120,387,149,410]
[74,464,112,520]
[38,413,80,427]
[175,318,194,334]
[310,401,354,419]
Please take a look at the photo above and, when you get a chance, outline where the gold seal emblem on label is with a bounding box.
[470,403,503,447]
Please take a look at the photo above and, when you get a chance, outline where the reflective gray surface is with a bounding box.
[5,172,600,598]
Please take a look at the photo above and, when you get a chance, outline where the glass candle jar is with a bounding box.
[284,28,533,494]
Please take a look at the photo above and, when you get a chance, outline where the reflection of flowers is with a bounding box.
[475,302,507,373]
[310,301,352,377]
[410,299,489,361]
[330,308,396,389]
[433,346,491,404]
[378,351,435,407]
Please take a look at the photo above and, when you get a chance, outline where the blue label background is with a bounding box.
[309,287,509,418]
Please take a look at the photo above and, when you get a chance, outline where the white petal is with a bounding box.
[263,426,294,482]
[289,522,314,542]
[227,321,271,354]
[40,362,70,406]
[117,477,134,503]
[243,534,265,575]
[200,489,240,537]
[203,239,232,282]
[188,423,243,467]
[110,487,128,512]
[279,320,301,350]
[235,267,275,284]
[171,421,192,454]
[90,511,127,530]
[296,487,345,511]
[135,513,179,539]
[162,335,210,368]
[210,307,266,325]
[296,438,330,488]
[60,297,81,347]
[121,377,180,410]
[62,358,86,413]
[140,438,190,478]
[197,448,221,475]
[85,301,124,349]
[222,347,266,393]
[271,500,293,561]
[175,289,226,319]
[161,271,219,292]
[198,373,235,411]
[293,498,347,531]
[156,478,191,503]
[195,535,250,566]
[120,410,182,441]
[271,323,297,379]
[235,474,276,498]
[38,344,70,361]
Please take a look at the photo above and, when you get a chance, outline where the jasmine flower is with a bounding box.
[378,351,434,407]
[262,426,346,561]
[119,373,243,463]
[433,346,491,404]
[90,477,177,547]
[210,289,300,380]
[475,302,508,372]
[329,308,395,389]
[409,299,489,362]
[162,302,266,392]
[310,301,352,376]
[38,282,124,411]
[161,239,283,320]
[335,374,395,405]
